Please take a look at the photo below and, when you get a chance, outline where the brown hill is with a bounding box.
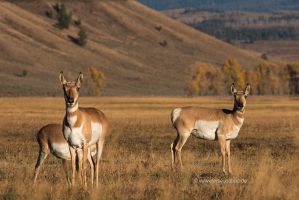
[0,0,263,96]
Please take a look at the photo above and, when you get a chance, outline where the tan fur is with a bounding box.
[36,124,66,144]
[174,107,243,137]
[170,83,250,175]
[64,107,109,142]
[33,124,96,186]
[60,72,109,188]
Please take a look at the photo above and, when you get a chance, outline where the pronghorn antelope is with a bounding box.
[59,71,109,187]
[170,83,250,174]
[33,124,96,186]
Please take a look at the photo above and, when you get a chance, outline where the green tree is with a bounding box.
[56,4,72,29]
[77,29,87,46]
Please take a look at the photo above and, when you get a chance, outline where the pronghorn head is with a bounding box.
[231,83,250,112]
[59,71,83,106]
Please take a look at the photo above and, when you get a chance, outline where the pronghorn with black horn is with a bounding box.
[33,124,97,186]
[170,83,250,174]
[59,71,109,187]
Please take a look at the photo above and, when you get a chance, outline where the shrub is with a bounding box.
[261,53,268,60]
[56,4,72,29]
[155,25,162,31]
[77,29,87,46]
[45,10,52,18]
[22,70,28,77]
[159,40,167,47]
[74,19,82,26]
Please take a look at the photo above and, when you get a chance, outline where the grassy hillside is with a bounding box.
[0,1,263,96]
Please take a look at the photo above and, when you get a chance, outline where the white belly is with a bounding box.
[51,143,71,160]
[63,123,85,148]
[192,120,219,141]
[89,122,102,145]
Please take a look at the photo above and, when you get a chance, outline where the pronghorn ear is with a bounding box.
[231,83,237,95]
[76,72,83,88]
[59,71,67,85]
[244,83,250,97]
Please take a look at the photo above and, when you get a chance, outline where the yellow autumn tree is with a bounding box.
[87,67,106,96]
[255,62,287,95]
[245,70,258,95]
[187,59,296,96]
[188,62,223,95]
[221,58,245,93]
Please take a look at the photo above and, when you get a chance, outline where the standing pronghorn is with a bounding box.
[170,83,250,174]
[59,71,109,187]
[33,124,97,186]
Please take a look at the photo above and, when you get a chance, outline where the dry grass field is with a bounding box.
[0,96,298,200]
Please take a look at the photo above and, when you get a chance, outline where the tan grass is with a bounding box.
[0,96,298,199]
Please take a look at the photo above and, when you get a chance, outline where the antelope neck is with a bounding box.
[232,107,245,125]
[66,102,80,127]
[234,109,245,117]
[66,102,78,113]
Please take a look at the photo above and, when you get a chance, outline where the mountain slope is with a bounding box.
[0,1,263,96]
[138,0,299,12]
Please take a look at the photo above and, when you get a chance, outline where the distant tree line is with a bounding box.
[268,14,299,22]
[187,59,299,95]
[192,19,299,42]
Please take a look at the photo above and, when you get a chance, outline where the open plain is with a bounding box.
[0,97,298,200]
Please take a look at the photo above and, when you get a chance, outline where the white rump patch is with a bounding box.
[51,143,71,160]
[89,122,102,145]
[192,120,219,140]
[171,108,182,124]
[64,123,85,148]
